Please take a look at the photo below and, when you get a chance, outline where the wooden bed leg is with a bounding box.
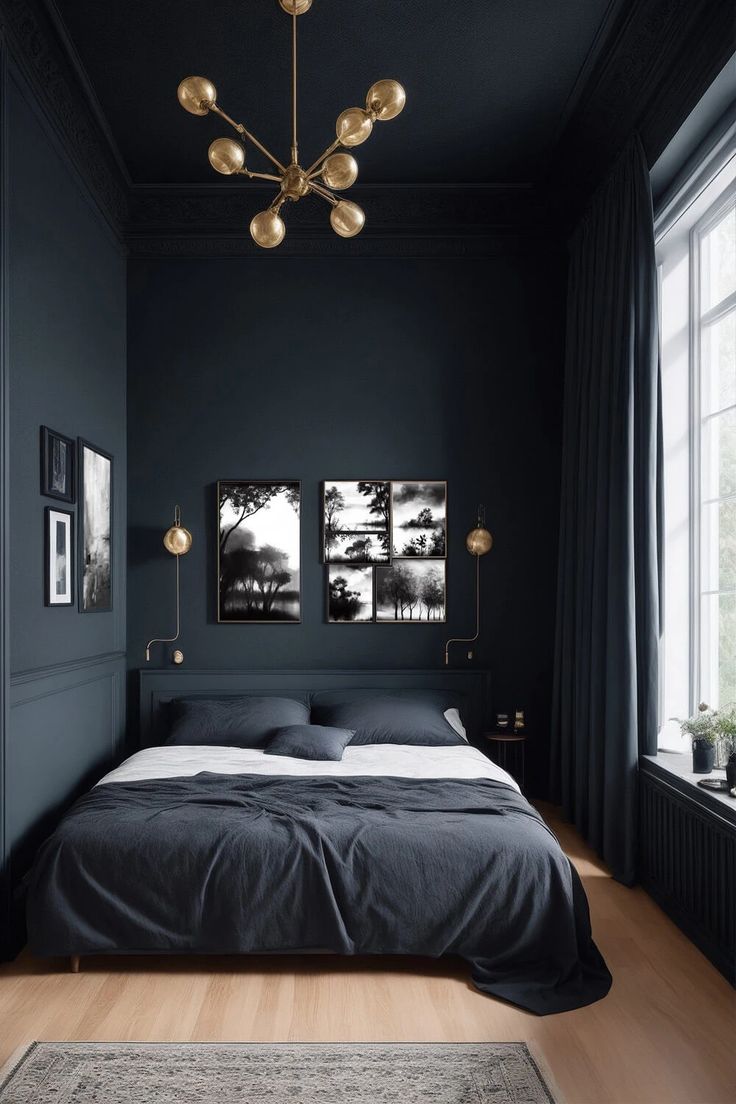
[70,955,80,974]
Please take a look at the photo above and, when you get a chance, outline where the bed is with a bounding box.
[25,669,611,1016]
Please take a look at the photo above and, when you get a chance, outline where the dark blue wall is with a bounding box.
[128,250,565,794]
[2,60,127,951]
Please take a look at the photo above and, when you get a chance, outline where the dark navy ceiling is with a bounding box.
[49,0,613,186]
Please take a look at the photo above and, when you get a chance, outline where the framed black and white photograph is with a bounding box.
[45,507,74,606]
[79,439,113,613]
[391,481,447,557]
[327,564,375,623]
[40,426,75,502]
[375,559,446,622]
[218,480,301,623]
[323,481,390,563]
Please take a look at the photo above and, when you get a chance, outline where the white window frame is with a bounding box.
[690,181,736,708]
[655,113,736,745]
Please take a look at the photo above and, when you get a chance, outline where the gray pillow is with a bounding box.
[265,724,354,761]
[167,696,310,748]
[310,690,466,747]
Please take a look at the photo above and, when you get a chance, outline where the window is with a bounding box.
[657,135,736,748]
[694,192,736,709]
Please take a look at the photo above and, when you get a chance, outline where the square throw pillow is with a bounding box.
[167,696,310,748]
[310,689,466,746]
[264,724,354,761]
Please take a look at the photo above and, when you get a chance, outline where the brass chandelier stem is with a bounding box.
[237,169,283,183]
[210,103,286,174]
[291,9,298,164]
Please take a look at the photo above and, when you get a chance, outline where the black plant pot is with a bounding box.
[726,754,736,794]
[692,740,715,774]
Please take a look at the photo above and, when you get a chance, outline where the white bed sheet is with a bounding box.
[97,742,520,792]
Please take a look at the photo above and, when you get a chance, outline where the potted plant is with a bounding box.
[677,704,717,774]
[715,704,736,769]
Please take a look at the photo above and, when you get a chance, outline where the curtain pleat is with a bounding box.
[551,135,662,885]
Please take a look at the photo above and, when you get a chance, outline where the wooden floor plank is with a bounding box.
[1,806,733,1103]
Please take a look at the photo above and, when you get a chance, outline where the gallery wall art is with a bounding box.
[40,426,75,503]
[324,480,447,623]
[218,481,301,623]
[79,439,113,613]
[45,507,74,607]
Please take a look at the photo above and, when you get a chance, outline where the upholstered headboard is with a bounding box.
[138,668,491,748]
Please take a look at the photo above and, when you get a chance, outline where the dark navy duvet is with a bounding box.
[27,773,611,1014]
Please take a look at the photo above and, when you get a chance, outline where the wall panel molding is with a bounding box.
[10,649,126,685]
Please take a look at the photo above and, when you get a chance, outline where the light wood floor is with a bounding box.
[1,806,734,1104]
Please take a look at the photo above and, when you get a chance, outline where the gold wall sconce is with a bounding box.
[444,505,493,665]
[145,506,193,664]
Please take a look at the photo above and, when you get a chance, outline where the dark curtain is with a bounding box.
[550,135,663,886]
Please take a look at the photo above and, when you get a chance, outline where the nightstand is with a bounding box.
[484,732,526,790]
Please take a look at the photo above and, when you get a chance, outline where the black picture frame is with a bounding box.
[321,480,392,564]
[217,480,302,624]
[375,558,447,623]
[390,480,448,559]
[44,506,74,607]
[40,426,75,503]
[78,438,113,613]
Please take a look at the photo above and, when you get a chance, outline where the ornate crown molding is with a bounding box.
[0,0,128,229]
[548,0,736,223]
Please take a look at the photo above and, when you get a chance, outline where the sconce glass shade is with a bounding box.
[163,507,192,555]
[466,527,493,556]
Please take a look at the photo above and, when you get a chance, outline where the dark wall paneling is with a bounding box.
[127,249,565,797]
[0,31,10,960]
[7,654,125,942]
[0,57,127,957]
[639,762,736,986]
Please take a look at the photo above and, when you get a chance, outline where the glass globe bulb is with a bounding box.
[177,76,217,116]
[336,108,373,148]
[208,138,245,175]
[466,527,493,556]
[278,0,313,12]
[366,79,406,121]
[330,200,365,239]
[250,209,286,249]
[321,153,358,191]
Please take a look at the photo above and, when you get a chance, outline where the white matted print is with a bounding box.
[327,564,375,622]
[375,559,446,622]
[391,481,447,558]
[218,481,301,623]
[45,507,74,606]
[79,440,112,612]
[323,481,390,562]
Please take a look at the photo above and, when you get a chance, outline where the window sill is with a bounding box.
[641,752,736,828]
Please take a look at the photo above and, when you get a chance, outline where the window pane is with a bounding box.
[702,406,736,500]
[701,499,736,592]
[700,592,736,708]
[701,203,735,311]
[701,308,735,416]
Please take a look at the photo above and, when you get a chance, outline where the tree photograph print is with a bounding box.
[323,481,390,563]
[375,560,446,622]
[327,565,374,622]
[218,481,301,623]
[391,482,447,558]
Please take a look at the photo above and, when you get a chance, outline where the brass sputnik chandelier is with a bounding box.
[177,0,406,249]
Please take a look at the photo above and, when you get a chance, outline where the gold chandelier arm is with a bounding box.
[306,139,341,179]
[210,103,287,174]
[291,9,298,165]
[308,180,339,206]
[236,169,283,183]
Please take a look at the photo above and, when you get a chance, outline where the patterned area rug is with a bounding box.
[0,1042,557,1103]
